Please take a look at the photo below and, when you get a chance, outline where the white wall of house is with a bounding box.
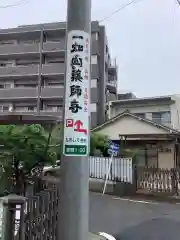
[96,115,169,140]
[170,94,180,129]
[108,94,180,130]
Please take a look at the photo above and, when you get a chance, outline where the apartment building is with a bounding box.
[0,21,118,127]
[107,94,180,130]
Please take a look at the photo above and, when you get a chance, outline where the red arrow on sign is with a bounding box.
[74,120,87,135]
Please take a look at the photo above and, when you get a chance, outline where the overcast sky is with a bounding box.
[1,0,180,97]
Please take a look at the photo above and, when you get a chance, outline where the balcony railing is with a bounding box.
[107,80,117,88]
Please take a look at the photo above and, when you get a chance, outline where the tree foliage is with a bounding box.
[0,124,108,173]
[0,124,108,195]
[0,124,57,174]
[90,132,109,156]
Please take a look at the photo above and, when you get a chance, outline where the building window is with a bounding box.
[15,107,27,112]
[161,111,171,125]
[152,111,171,125]
[0,61,14,67]
[57,106,62,111]
[15,106,36,112]
[135,113,145,119]
[15,84,37,88]
[152,112,161,124]
[0,105,10,112]
[91,55,98,64]
[2,106,9,112]
[0,83,12,89]
[44,106,58,112]
[28,106,36,111]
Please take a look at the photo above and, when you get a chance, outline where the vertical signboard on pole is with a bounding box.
[63,30,90,156]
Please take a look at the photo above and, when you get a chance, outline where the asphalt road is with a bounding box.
[89,193,180,240]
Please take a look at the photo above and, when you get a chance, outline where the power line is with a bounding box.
[100,0,146,22]
[0,0,30,9]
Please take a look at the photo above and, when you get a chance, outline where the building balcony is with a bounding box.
[0,41,66,58]
[0,65,39,78]
[0,43,39,58]
[108,58,118,76]
[108,65,117,76]
[42,63,65,75]
[0,38,99,58]
[43,41,65,54]
[0,63,65,78]
[107,80,117,88]
[0,109,63,120]
[0,87,38,100]
[0,86,100,102]
[0,86,64,100]
[0,63,98,78]
[106,80,117,94]
[41,87,64,99]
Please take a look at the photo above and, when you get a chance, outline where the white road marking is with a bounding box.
[112,197,158,204]
[99,232,116,240]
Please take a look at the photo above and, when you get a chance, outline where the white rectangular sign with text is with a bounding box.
[63,30,90,156]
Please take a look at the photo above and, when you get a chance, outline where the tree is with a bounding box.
[0,124,57,176]
[0,124,59,195]
[0,124,109,195]
[0,124,108,175]
[90,133,109,156]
